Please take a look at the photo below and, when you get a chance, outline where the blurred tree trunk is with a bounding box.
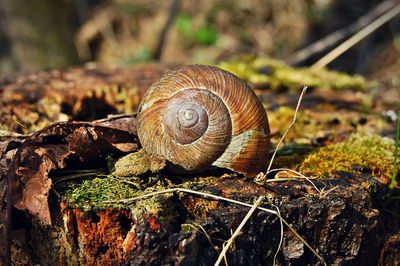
[0,0,79,74]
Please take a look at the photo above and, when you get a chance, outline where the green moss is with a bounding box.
[63,175,168,215]
[218,55,368,91]
[299,133,399,183]
[64,175,133,210]
[61,171,237,225]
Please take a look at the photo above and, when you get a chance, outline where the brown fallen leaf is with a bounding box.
[7,115,138,224]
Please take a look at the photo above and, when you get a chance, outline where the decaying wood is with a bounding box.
[0,64,167,133]
[13,174,389,265]
[1,115,139,265]
[378,230,400,266]
[1,118,393,265]
[1,64,398,265]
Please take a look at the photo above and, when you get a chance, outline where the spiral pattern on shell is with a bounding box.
[137,65,270,176]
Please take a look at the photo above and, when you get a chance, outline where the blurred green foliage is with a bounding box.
[175,14,218,46]
[176,14,191,34]
[194,25,217,45]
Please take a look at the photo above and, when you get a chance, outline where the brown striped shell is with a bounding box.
[137,65,270,177]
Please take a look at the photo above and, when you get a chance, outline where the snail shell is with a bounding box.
[137,65,270,177]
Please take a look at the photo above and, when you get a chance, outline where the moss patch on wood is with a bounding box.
[63,175,168,214]
[218,56,368,91]
[299,133,399,184]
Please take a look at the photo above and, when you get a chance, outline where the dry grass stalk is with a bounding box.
[255,86,308,184]
[214,196,264,266]
[312,2,400,69]
[287,0,398,65]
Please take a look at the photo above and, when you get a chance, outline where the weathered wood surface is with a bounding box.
[9,174,392,265]
[0,64,167,134]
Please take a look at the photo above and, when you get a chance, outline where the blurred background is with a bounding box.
[0,0,399,78]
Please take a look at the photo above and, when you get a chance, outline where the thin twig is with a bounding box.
[286,0,398,65]
[103,187,278,215]
[52,171,107,185]
[214,196,264,266]
[267,86,307,173]
[256,86,308,184]
[312,2,400,69]
[265,168,321,193]
[182,223,220,251]
[318,186,339,199]
[266,168,314,178]
[272,204,283,266]
[0,130,30,139]
[119,179,142,190]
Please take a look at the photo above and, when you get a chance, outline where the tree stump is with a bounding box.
[1,62,399,265]
[11,174,391,265]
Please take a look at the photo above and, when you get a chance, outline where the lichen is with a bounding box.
[113,149,166,177]
[299,133,399,183]
[218,55,368,91]
[181,173,234,190]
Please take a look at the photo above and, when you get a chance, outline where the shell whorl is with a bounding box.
[137,65,270,176]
